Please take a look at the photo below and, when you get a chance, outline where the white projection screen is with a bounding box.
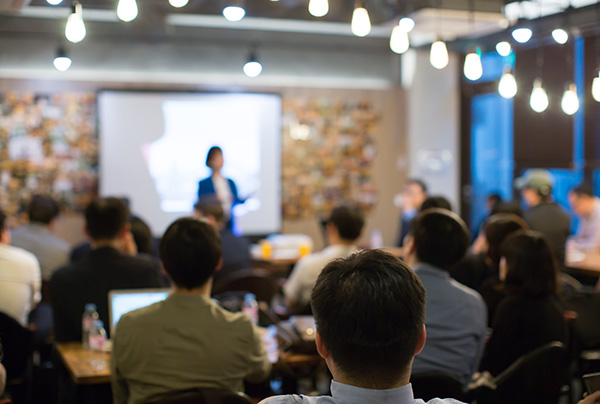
[98,91,282,236]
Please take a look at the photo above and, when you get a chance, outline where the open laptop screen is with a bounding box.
[108,288,170,336]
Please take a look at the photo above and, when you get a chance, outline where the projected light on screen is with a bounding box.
[98,92,282,236]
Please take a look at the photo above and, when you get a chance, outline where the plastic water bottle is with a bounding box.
[88,320,107,351]
[242,293,259,325]
[82,303,99,349]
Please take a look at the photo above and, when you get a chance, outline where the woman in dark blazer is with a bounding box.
[478,230,568,376]
[197,146,242,229]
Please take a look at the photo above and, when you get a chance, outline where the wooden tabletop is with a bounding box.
[56,342,111,385]
[566,252,600,277]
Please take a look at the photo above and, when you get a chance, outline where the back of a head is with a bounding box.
[130,216,154,255]
[420,196,452,212]
[85,197,130,241]
[28,194,60,225]
[194,196,225,225]
[159,218,222,290]
[571,183,594,198]
[311,249,426,388]
[501,230,558,298]
[484,213,529,270]
[410,209,470,270]
[328,206,364,242]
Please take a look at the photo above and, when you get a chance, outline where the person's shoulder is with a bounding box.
[450,278,486,307]
[3,244,39,267]
[421,399,466,404]
[118,253,160,271]
[118,300,164,328]
[260,394,332,404]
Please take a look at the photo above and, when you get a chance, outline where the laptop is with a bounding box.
[108,288,170,337]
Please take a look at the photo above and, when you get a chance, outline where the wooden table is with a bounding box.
[565,252,600,277]
[56,343,112,385]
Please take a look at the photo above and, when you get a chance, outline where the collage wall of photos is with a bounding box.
[281,98,380,220]
[0,92,98,218]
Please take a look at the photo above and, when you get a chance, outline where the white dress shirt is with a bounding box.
[212,175,233,220]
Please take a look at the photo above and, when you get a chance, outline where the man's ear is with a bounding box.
[119,223,131,238]
[214,257,223,272]
[0,229,10,245]
[414,325,426,355]
[315,331,330,360]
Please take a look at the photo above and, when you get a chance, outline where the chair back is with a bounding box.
[489,341,569,404]
[145,387,252,404]
[211,268,279,303]
[0,312,33,381]
[561,291,600,350]
[410,372,464,402]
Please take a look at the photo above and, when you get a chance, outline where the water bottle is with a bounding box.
[82,303,99,349]
[88,320,107,351]
[242,293,259,325]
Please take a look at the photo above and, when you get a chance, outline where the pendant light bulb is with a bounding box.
[512,27,533,44]
[243,52,262,77]
[53,48,72,72]
[592,74,600,103]
[399,17,415,33]
[430,40,449,70]
[496,41,512,57]
[117,0,138,22]
[65,2,86,43]
[169,0,189,8]
[47,0,63,5]
[390,26,410,54]
[464,52,483,81]
[530,79,549,113]
[498,71,517,99]
[351,5,371,37]
[308,0,328,17]
[561,84,579,115]
[552,28,569,45]
[223,6,245,22]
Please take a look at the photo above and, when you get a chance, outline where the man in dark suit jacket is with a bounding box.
[51,197,166,342]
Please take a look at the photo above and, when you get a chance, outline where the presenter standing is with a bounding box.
[198,146,242,230]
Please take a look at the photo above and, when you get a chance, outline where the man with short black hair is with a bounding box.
[515,169,570,264]
[404,209,486,387]
[12,194,70,282]
[568,183,600,252]
[283,206,364,311]
[111,218,270,404]
[50,197,164,342]
[263,249,464,404]
[0,209,41,327]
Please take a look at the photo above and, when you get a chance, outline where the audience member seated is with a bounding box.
[568,183,600,252]
[420,195,452,212]
[130,216,157,257]
[478,231,568,377]
[11,194,70,283]
[283,206,364,313]
[451,214,528,315]
[111,218,271,404]
[261,249,465,404]
[194,197,250,285]
[515,169,570,266]
[396,178,428,247]
[404,209,487,387]
[51,197,165,342]
[0,209,41,327]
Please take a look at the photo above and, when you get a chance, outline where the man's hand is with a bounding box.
[118,231,138,256]
[580,391,600,404]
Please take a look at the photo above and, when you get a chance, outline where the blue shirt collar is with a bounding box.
[330,380,415,404]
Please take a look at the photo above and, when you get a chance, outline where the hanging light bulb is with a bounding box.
[429,40,449,70]
[351,2,371,37]
[561,83,579,115]
[243,52,262,77]
[53,47,72,72]
[496,41,512,57]
[223,6,245,21]
[530,79,549,113]
[464,51,483,81]
[169,0,189,8]
[552,28,569,45]
[512,27,533,44]
[308,0,328,17]
[117,0,138,22]
[65,2,86,43]
[592,73,600,103]
[390,26,410,54]
[498,70,517,99]
[399,17,415,33]
[46,0,63,5]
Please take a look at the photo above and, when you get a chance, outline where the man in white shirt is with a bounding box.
[568,183,600,252]
[283,206,364,312]
[0,209,41,327]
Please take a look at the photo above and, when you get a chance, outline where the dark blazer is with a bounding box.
[50,246,166,342]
